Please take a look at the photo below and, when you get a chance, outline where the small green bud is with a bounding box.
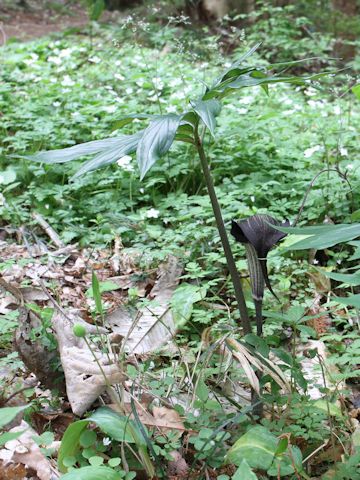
[73,324,86,338]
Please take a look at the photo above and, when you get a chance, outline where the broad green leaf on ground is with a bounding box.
[137,114,183,180]
[0,405,28,429]
[58,419,89,473]
[313,267,360,286]
[60,465,124,479]
[170,282,207,328]
[89,407,143,445]
[24,136,133,164]
[333,294,360,309]
[71,131,143,180]
[275,224,360,249]
[312,400,344,418]
[225,426,276,470]
[352,84,360,101]
[225,425,302,477]
[232,459,257,480]
[190,98,221,136]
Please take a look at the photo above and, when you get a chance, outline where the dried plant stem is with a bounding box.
[194,127,251,335]
[292,167,354,227]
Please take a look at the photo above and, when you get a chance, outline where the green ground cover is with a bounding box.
[1,2,360,478]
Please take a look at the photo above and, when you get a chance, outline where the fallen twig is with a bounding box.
[33,211,64,248]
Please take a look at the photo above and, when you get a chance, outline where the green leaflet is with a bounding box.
[0,405,28,429]
[204,70,332,100]
[313,266,360,286]
[25,136,133,164]
[0,429,28,447]
[58,419,90,473]
[190,98,221,136]
[71,131,143,180]
[137,114,183,180]
[232,459,258,480]
[170,282,207,328]
[211,43,261,88]
[89,407,145,446]
[334,294,360,309]
[225,425,303,477]
[278,223,360,250]
[90,0,105,21]
[352,84,360,100]
[60,465,124,479]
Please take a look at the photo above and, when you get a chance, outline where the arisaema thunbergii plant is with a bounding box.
[24,44,330,336]
[231,214,290,336]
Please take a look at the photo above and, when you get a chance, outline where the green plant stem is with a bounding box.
[83,337,155,478]
[193,127,251,335]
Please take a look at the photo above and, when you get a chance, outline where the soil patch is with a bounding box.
[0,1,118,44]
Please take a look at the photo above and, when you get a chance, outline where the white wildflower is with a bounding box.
[166,105,177,113]
[23,53,39,65]
[89,56,101,64]
[346,164,354,169]
[103,437,111,446]
[125,87,133,94]
[304,145,321,158]
[59,48,72,58]
[114,73,125,81]
[61,75,75,87]
[48,56,62,65]
[239,95,253,105]
[171,91,185,100]
[117,155,134,171]
[169,78,182,87]
[304,87,317,96]
[308,100,323,109]
[283,109,295,115]
[334,105,341,115]
[340,147,348,156]
[103,105,117,113]
[52,101,61,107]
[146,208,160,218]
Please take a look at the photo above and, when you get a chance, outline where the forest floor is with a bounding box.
[0,0,116,43]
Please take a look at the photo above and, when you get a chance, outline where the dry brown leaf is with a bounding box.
[0,420,59,480]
